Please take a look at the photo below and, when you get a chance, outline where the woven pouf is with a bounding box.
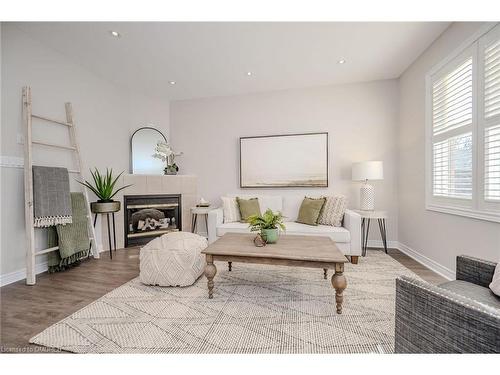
[139,231,208,287]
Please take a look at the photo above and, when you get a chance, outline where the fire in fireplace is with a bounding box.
[123,194,182,247]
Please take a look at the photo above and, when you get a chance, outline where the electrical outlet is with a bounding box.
[16,133,25,145]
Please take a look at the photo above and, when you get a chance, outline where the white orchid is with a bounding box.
[152,141,183,171]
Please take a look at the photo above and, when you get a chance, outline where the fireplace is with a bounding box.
[123,194,182,247]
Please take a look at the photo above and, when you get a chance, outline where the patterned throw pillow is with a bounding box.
[318,195,347,227]
[221,196,241,223]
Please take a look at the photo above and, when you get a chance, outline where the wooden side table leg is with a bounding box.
[331,263,347,314]
[205,255,217,299]
[228,261,232,271]
[323,268,327,279]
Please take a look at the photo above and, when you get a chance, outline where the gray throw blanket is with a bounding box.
[48,193,90,273]
[32,166,72,227]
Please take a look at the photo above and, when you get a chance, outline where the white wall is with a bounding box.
[0,24,169,280]
[398,22,500,277]
[170,80,400,242]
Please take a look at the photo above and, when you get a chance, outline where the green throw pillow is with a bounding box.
[236,197,261,222]
[296,197,326,226]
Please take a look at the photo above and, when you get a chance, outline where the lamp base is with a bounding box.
[360,183,375,210]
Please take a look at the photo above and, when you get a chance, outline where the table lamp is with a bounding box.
[352,161,384,210]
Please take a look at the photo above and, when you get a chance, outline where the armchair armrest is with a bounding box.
[343,209,361,256]
[207,208,223,244]
[456,255,497,288]
[395,276,500,353]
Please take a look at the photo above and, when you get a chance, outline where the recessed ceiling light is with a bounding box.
[338,59,346,64]
[246,71,253,76]
[110,30,121,38]
[169,81,176,85]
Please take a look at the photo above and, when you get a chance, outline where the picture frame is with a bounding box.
[240,132,329,188]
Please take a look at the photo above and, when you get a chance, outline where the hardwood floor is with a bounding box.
[1,248,140,352]
[0,246,446,353]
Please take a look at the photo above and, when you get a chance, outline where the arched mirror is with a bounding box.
[130,127,167,174]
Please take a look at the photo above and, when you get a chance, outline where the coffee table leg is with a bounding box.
[205,255,217,299]
[228,261,232,271]
[323,268,327,279]
[331,263,346,314]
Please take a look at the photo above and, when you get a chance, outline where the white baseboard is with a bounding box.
[366,239,454,280]
[396,242,455,280]
[0,261,49,287]
[0,243,105,287]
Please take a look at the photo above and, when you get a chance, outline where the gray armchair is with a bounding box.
[395,255,500,353]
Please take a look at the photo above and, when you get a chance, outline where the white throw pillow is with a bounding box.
[282,195,307,222]
[317,195,347,227]
[489,263,500,297]
[221,196,241,223]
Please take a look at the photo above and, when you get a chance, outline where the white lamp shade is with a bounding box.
[352,161,384,181]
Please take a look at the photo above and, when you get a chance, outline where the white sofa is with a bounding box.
[207,194,362,261]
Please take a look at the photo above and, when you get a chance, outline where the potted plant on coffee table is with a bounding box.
[78,168,132,213]
[247,209,286,244]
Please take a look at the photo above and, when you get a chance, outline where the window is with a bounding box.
[426,23,500,222]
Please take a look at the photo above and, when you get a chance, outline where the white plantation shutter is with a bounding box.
[482,30,500,202]
[432,58,473,136]
[427,23,500,222]
[431,54,474,200]
[433,133,473,198]
[484,38,500,119]
[485,124,500,201]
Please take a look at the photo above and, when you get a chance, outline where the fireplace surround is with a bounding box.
[101,174,197,251]
[123,194,182,247]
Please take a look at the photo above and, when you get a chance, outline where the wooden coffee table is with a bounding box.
[201,233,348,314]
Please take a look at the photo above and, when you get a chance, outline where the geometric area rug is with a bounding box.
[30,250,420,354]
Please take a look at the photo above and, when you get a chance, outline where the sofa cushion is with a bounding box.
[284,222,350,242]
[438,280,500,310]
[217,222,251,236]
[296,197,326,226]
[216,221,350,243]
[318,195,347,227]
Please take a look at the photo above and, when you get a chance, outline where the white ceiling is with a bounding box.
[14,22,450,100]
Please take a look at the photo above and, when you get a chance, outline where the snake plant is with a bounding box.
[78,168,131,202]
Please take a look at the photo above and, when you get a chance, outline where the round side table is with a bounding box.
[353,210,388,256]
[191,206,213,237]
[90,201,120,259]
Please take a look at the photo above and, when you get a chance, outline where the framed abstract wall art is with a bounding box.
[240,132,328,188]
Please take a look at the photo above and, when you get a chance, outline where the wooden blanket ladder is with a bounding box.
[23,86,99,285]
